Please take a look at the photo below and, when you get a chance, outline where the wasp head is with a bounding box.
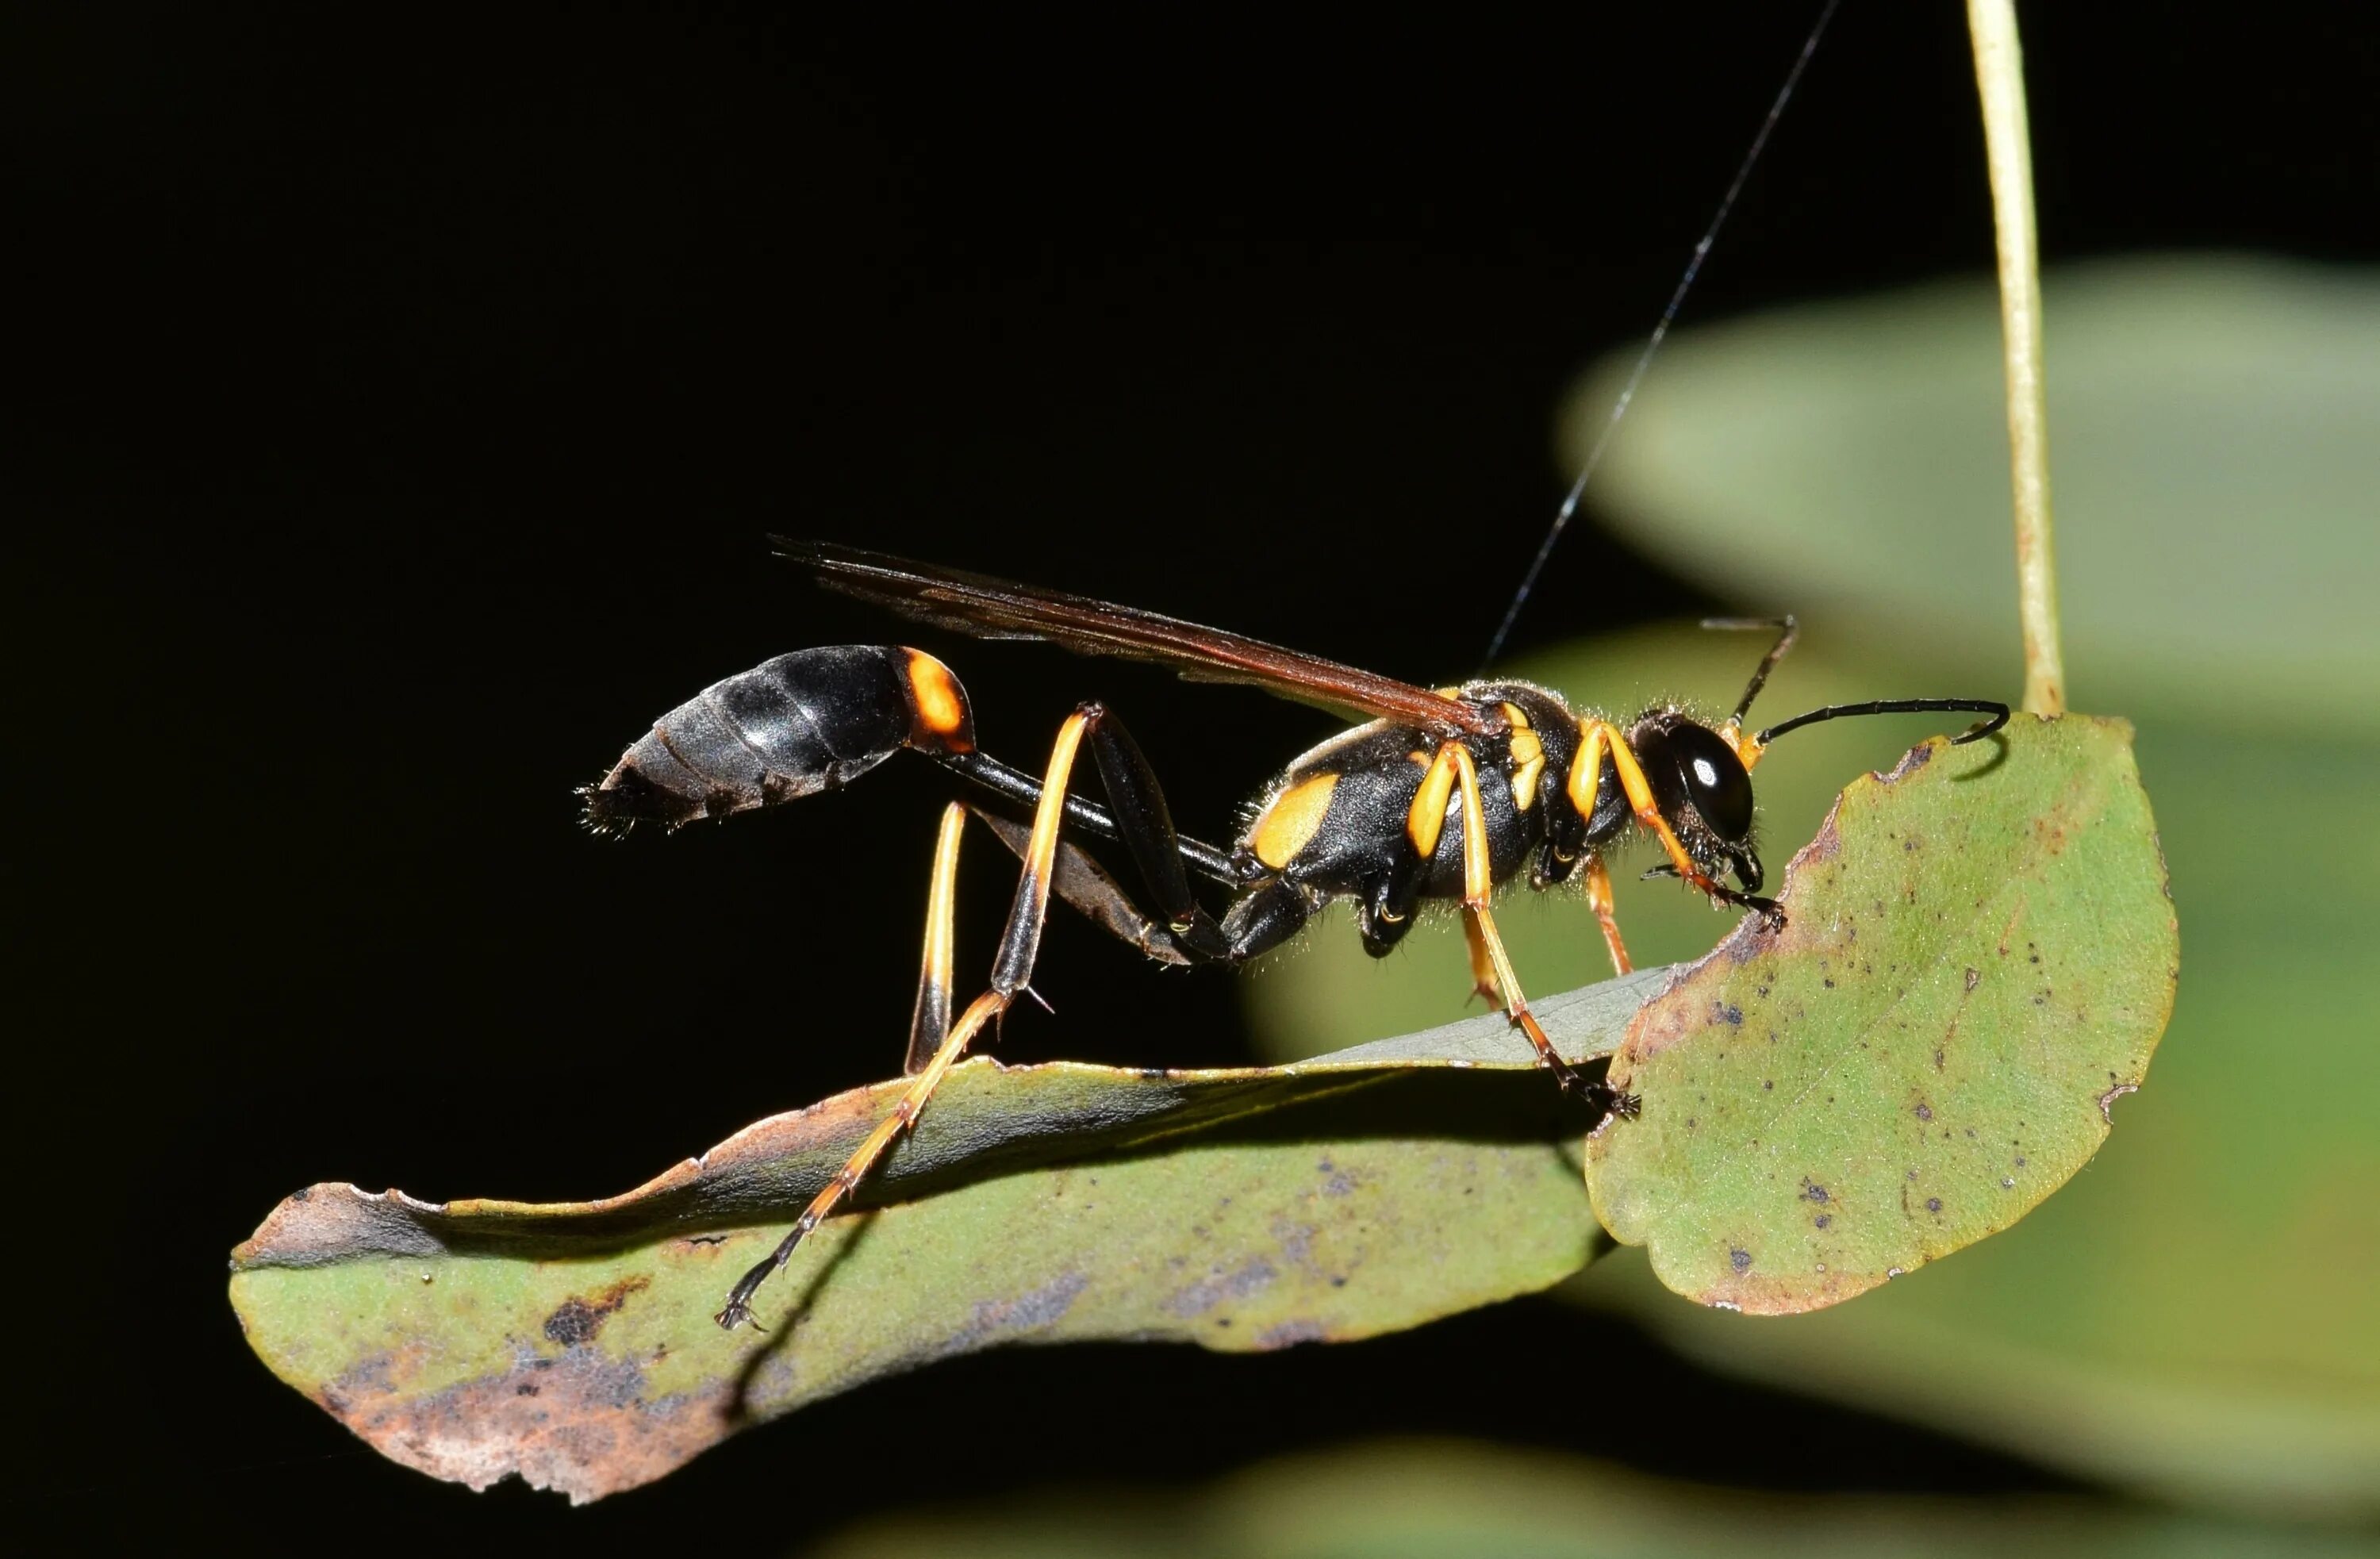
[1627,711,1764,893]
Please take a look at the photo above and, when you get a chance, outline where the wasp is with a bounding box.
[585,538,2008,1330]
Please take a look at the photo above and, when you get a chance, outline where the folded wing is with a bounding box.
[772,537,1494,735]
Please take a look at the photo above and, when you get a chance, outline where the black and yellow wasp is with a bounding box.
[585,538,2008,1330]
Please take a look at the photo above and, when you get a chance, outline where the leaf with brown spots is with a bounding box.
[1586,714,2176,1312]
[229,972,1659,1503]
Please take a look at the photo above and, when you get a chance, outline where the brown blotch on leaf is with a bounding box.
[542,1277,651,1348]
[1165,1256,1277,1318]
[1253,1318,1332,1350]
[335,1346,728,1506]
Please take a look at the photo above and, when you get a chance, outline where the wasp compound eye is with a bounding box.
[1667,722,1755,842]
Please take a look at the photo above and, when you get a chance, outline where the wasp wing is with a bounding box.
[773,538,1492,735]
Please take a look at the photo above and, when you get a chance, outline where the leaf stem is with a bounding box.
[1967,0,2065,716]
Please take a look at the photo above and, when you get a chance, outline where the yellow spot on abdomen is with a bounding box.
[1252,772,1339,870]
[904,651,971,746]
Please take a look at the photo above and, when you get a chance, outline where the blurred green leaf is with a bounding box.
[1587,716,2173,1313]
[811,1439,2374,1559]
[230,976,1660,1502]
[1573,256,2380,729]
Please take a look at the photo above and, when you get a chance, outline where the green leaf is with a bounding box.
[811,1440,2374,1559]
[1572,256,2380,731]
[228,972,1661,1503]
[1585,716,2175,1311]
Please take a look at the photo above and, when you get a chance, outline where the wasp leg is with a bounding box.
[715,987,1011,1332]
[1583,854,1633,977]
[969,713,1313,973]
[934,747,1241,889]
[965,805,1196,967]
[1434,743,1633,1120]
[1580,720,1783,928]
[1077,710,1234,961]
[716,708,1100,1332]
[1461,914,1500,1006]
[901,804,969,1077]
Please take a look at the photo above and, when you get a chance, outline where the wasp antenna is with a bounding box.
[1754,699,2012,747]
[1701,616,1799,726]
[1477,0,1842,672]
[1951,707,2014,744]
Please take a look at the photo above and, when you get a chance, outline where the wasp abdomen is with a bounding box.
[584,645,974,831]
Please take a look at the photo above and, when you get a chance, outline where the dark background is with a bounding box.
[12,4,2374,1546]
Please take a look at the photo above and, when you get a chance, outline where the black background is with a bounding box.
[13,4,2376,1548]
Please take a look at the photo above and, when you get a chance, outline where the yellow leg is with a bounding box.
[1580,719,1775,921]
[987,708,1093,998]
[1583,854,1632,977]
[1438,743,1592,1096]
[716,710,1097,1331]
[716,989,1006,1331]
[903,803,967,1076]
[1462,913,1501,1004]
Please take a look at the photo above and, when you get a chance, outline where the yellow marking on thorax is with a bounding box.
[1252,771,1339,870]
[1499,704,1544,810]
[1510,733,1545,810]
[904,651,969,743]
[1407,747,1460,858]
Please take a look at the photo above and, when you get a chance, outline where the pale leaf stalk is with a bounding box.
[1968,0,2066,716]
